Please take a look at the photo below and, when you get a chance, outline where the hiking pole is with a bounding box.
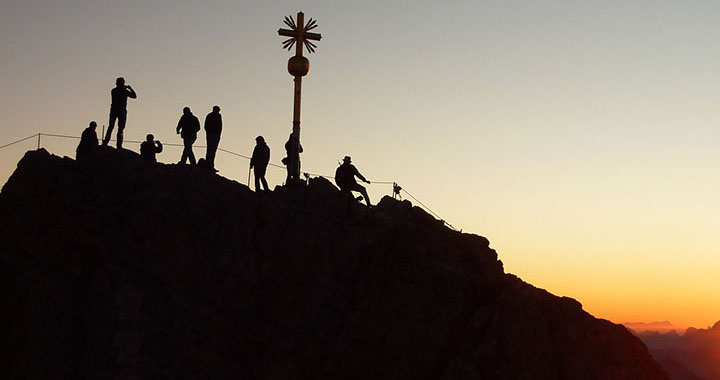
[247,166,251,187]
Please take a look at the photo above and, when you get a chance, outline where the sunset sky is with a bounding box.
[1,0,718,329]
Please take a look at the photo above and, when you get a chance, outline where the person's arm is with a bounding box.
[204,115,210,132]
[126,86,137,99]
[355,167,370,183]
[176,117,182,134]
[250,147,256,168]
[155,141,163,153]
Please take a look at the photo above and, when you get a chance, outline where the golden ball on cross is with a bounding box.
[288,56,310,77]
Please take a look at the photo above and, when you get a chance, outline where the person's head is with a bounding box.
[256,136,265,144]
[116,77,125,87]
[343,156,352,164]
[89,121,97,129]
[146,134,154,142]
[183,107,191,115]
[213,105,220,113]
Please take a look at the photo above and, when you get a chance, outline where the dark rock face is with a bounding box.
[0,148,669,380]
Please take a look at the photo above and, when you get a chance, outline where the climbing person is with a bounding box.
[335,156,372,206]
[250,136,270,192]
[283,132,303,184]
[76,121,98,160]
[140,134,163,163]
[176,107,200,165]
[102,77,137,148]
[204,105,222,171]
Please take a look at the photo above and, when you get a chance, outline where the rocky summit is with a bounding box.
[0,147,668,380]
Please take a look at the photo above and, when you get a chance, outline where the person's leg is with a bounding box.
[104,110,117,145]
[353,183,371,206]
[188,135,196,165]
[116,110,127,149]
[288,156,300,182]
[206,134,219,168]
[253,168,261,191]
[257,166,269,191]
[181,137,189,164]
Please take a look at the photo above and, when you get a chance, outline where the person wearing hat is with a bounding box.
[250,136,270,192]
[204,105,222,171]
[334,156,372,206]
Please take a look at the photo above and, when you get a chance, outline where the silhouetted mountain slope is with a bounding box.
[653,357,705,380]
[0,148,669,380]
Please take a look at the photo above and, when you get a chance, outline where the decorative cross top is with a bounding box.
[278,12,322,55]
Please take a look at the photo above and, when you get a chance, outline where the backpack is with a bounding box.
[335,164,353,188]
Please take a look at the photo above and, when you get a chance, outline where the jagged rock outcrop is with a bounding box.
[0,147,669,380]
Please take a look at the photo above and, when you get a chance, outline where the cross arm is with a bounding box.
[278,28,297,38]
[278,29,322,41]
[304,32,322,41]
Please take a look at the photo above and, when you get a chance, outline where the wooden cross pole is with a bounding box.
[278,11,321,183]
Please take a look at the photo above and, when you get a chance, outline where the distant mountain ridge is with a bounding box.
[624,321,683,333]
[0,148,669,379]
[632,321,720,380]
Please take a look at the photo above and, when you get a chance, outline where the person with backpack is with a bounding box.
[176,107,200,165]
[283,132,303,184]
[335,156,371,206]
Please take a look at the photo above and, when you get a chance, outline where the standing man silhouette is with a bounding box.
[204,105,222,171]
[176,107,200,165]
[250,136,270,192]
[102,77,137,148]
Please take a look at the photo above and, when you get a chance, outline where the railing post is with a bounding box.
[37,133,41,149]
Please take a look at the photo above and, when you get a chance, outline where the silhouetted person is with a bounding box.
[176,107,200,165]
[204,105,222,171]
[335,156,371,206]
[76,121,98,160]
[283,132,303,184]
[250,136,270,192]
[140,134,163,163]
[102,77,137,148]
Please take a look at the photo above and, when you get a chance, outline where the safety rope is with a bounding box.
[0,133,39,150]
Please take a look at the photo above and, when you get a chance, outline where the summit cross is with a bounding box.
[277,11,322,184]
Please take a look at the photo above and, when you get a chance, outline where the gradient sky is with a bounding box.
[1,0,718,329]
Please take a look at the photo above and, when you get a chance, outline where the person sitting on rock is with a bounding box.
[76,121,98,160]
[335,156,371,206]
[140,134,163,163]
[250,136,270,192]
